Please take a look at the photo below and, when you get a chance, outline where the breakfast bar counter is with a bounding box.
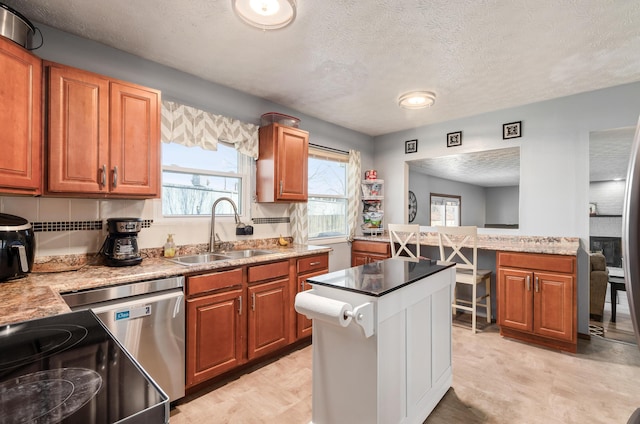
[295,257,456,424]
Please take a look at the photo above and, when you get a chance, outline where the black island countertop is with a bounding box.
[307,257,455,297]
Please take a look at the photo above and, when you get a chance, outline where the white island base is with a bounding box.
[308,263,455,424]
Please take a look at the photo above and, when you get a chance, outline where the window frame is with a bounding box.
[430,193,462,227]
[160,141,252,221]
[307,146,349,242]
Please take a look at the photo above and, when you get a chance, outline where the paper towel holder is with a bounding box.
[344,302,374,338]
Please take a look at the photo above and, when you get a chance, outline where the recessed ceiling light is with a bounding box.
[232,0,297,30]
[398,91,436,110]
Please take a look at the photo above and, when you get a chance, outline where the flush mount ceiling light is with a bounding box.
[232,0,297,30]
[398,91,436,110]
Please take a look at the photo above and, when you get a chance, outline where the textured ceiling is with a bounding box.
[590,126,635,182]
[408,147,521,187]
[5,0,640,136]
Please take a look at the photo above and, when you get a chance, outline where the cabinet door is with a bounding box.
[533,271,574,342]
[109,82,160,196]
[296,269,328,339]
[248,278,289,360]
[0,38,41,194]
[186,288,244,387]
[351,252,370,267]
[276,125,308,201]
[47,64,109,193]
[498,268,533,332]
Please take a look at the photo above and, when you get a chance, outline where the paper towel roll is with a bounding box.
[295,291,353,327]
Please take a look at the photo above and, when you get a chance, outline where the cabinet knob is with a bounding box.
[279,180,283,196]
[526,275,531,291]
[535,276,540,293]
[238,295,242,315]
[251,293,256,311]
[113,166,118,188]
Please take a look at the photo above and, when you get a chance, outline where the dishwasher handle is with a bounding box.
[90,289,184,320]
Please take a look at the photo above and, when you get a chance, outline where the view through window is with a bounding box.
[161,142,249,217]
[308,147,348,239]
[430,193,461,226]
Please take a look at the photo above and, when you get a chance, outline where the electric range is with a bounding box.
[0,309,168,423]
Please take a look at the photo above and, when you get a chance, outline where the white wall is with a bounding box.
[409,171,485,226]
[589,180,626,238]
[486,186,519,226]
[374,82,640,335]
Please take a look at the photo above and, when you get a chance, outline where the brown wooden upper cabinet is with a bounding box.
[45,61,161,198]
[0,37,42,195]
[256,123,308,202]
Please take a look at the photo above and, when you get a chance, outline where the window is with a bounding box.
[308,147,348,239]
[430,193,461,226]
[161,142,250,217]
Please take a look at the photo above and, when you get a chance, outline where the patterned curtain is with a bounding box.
[288,202,308,244]
[161,100,259,158]
[347,150,361,241]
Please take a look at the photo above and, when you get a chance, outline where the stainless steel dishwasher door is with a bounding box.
[90,288,185,402]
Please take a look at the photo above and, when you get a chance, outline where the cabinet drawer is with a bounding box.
[352,240,390,255]
[248,260,289,283]
[497,252,575,274]
[298,254,328,274]
[187,268,243,296]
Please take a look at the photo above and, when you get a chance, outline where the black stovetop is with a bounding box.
[0,310,168,423]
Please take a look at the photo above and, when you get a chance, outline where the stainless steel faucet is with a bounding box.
[210,197,240,252]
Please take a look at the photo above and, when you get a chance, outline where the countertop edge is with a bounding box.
[0,245,332,327]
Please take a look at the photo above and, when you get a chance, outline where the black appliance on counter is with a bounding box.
[0,310,169,423]
[101,218,143,267]
[0,213,35,281]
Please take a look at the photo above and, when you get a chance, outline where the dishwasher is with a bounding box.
[62,275,186,402]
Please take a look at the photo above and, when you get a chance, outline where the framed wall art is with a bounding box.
[447,131,462,147]
[405,139,418,154]
[503,121,522,139]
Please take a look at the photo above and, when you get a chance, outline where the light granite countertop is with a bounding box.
[355,232,581,256]
[0,244,331,327]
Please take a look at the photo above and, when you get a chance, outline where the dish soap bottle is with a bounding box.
[164,234,176,258]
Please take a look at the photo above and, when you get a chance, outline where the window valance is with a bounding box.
[161,100,259,159]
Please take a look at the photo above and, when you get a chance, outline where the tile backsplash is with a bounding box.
[0,196,290,258]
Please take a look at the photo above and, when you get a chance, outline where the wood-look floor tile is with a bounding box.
[171,325,640,424]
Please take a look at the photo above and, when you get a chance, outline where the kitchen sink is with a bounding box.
[168,253,233,265]
[220,249,275,258]
[168,249,276,265]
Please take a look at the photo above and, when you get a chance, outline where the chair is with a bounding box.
[436,226,491,333]
[589,252,609,321]
[388,224,421,259]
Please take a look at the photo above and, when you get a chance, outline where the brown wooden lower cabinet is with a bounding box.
[248,278,289,360]
[295,254,330,339]
[351,240,390,267]
[186,287,244,387]
[497,251,577,353]
[186,254,330,389]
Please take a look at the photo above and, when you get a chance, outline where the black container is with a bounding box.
[0,213,35,281]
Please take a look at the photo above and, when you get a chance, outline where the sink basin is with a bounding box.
[168,253,232,265]
[220,249,275,258]
[167,250,276,265]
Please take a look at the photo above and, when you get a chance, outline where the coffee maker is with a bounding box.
[101,218,143,267]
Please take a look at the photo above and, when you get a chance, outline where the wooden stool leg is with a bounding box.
[486,276,491,323]
[472,283,477,334]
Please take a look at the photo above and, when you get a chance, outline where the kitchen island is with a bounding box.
[296,257,456,424]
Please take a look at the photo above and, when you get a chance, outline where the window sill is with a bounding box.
[309,236,348,245]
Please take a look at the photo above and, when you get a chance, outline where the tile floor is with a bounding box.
[170,324,640,424]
